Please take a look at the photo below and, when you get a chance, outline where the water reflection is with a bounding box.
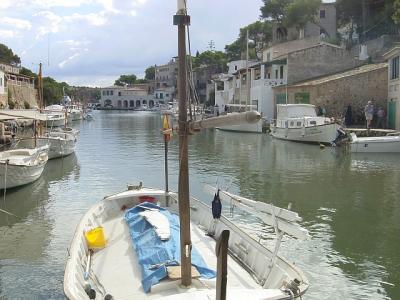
[0,112,399,299]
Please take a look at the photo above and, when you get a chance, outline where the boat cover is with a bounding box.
[125,202,216,293]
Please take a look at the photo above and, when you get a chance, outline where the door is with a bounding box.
[388,100,396,129]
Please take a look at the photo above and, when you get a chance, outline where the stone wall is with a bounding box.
[287,44,363,84]
[274,65,388,124]
[6,84,38,109]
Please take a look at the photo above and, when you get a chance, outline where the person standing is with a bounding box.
[364,100,374,129]
[377,107,386,129]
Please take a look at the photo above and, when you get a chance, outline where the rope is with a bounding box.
[2,159,9,225]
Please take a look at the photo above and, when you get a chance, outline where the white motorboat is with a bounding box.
[68,105,83,121]
[0,145,48,189]
[36,131,76,159]
[64,186,310,300]
[44,112,66,127]
[350,133,400,153]
[271,104,341,144]
[64,2,310,300]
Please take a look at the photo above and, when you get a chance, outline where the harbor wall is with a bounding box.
[273,65,388,123]
[6,85,38,109]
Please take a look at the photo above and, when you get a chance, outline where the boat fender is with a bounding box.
[104,294,113,300]
[212,190,222,219]
[285,278,301,297]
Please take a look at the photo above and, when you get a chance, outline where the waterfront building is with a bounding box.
[100,85,161,109]
[384,47,400,130]
[0,62,37,109]
[155,58,178,89]
[272,63,388,122]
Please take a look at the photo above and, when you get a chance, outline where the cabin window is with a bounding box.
[310,121,317,126]
[297,121,302,126]
[391,56,399,80]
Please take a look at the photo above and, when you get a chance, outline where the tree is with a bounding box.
[114,74,137,86]
[225,21,272,61]
[192,51,228,71]
[20,67,37,79]
[0,43,21,65]
[283,0,321,29]
[394,0,400,23]
[260,0,292,21]
[145,66,155,80]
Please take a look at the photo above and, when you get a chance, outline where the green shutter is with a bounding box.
[276,94,286,104]
[294,92,310,104]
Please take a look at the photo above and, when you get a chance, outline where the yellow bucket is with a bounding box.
[85,227,106,249]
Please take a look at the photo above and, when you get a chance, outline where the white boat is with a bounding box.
[64,186,310,300]
[44,112,66,127]
[217,111,263,133]
[68,105,83,121]
[37,132,76,159]
[0,145,48,189]
[271,104,341,144]
[350,133,400,153]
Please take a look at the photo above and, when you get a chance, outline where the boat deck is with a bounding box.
[91,211,275,299]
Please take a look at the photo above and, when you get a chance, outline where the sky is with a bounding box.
[0,0,264,87]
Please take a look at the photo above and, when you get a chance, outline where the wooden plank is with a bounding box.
[216,230,230,300]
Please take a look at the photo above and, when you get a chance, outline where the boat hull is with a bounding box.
[64,188,309,300]
[37,136,76,159]
[350,135,400,153]
[45,117,66,127]
[0,147,48,189]
[217,120,263,133]
[271,123,340,144]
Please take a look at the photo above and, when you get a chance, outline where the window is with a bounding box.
[280,66,284,79]
[110,90,113,96]
[160,93,164,99]
[275,69,278,79]
[0,77,3,86]
[102,91,106,96]
[320,10,325,18]
[118,91,121,96]
[391,56,399,80]
[290,121,294,127]
[106,91,109,96]
[166,94,169,97]
[267,73,271,79]
[235,66,237,71]
[297,122,302,126]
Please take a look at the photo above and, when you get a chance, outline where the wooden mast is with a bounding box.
[174,0,192,287]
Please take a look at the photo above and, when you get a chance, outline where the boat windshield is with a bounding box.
[277,105,317,118]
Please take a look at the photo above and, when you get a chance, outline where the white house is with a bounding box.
[384,47,400,130]
[100,86,161,109]
[215,60,286,121]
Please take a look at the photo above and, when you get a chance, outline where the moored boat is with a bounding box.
[0,145,49,189]
[271,104,341,144]
[64,186,310,300]
[350,133,400,153]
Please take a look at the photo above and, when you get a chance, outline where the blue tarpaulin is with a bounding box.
[124,202,216,293]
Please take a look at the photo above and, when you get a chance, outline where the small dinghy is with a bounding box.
[350,133,400,153]
[0,145,49,189]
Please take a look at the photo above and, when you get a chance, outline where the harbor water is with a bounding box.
[0,111,399,299]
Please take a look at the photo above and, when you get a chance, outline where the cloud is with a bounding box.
[65,12,108,26]
[0,17,32,30]
[33,0,90,8]
[0,29,16,38]
[58,52,82,68]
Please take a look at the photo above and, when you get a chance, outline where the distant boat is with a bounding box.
[0,145,49,189]
[216,105,263,133]
[350,133,400,153]
[271,104,341,144]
